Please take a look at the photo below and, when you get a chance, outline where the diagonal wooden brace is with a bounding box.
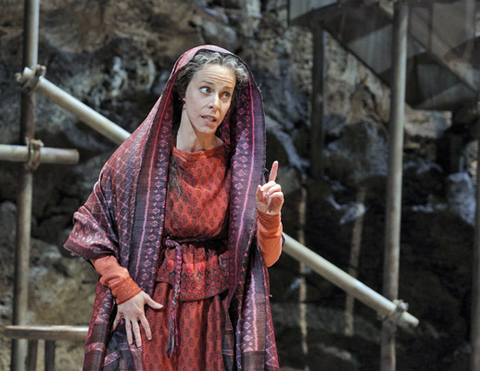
[15,66,130,145]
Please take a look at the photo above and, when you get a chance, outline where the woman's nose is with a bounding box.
[209,95,220,109]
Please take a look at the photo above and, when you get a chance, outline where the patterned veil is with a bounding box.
[65,45,279,370]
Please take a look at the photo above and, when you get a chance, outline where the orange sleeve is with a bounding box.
[91,255,142,305]
[257,211,283,267]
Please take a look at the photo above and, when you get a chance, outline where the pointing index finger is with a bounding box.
[268,161,279,183]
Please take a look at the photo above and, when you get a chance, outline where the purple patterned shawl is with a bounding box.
[64,45,279,370]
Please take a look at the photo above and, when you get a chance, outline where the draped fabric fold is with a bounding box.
[65,45,279,370]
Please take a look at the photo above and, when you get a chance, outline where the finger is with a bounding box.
[270,189,284,199]
[260,181,277,193]
[264,183,282,196]
[269,192,284,206]
[268,161,279,183]
[125,317,133,345]
[256,185,265,201]
[266,191,284,213]
[140,315,152,341]
[112,313,122,331]
[146,296,163,310]
[132,320,142,347]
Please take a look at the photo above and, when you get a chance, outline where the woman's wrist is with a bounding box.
[110,275,142,305]
[257,210,281,229]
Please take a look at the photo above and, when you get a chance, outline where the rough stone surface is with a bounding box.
[324,120,389,188]
[0,0,477,370]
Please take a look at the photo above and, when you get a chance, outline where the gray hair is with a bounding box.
[174,50,249,102]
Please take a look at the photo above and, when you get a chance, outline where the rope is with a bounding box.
[15,65,46,94]
[380,299,409,326]
[25,138,43,171]
[164,237,182,358]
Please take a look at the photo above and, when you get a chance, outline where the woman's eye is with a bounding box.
[200,87,210,94]
[221,92,231,100]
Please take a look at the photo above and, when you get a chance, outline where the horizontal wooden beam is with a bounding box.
[5,325,88,342]
[0,144,79,165]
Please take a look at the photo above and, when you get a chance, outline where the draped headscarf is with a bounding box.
[65,45,279,370]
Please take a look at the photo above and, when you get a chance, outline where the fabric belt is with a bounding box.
[163,235,223,358]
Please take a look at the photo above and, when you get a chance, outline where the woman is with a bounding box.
[65,45,284,370]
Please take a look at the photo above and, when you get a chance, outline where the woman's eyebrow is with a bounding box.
[199,80,234,90]
[199,79,214,85]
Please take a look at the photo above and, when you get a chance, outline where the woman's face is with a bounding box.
[180,64,236,137]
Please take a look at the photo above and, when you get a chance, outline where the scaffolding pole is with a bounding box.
[11,0,39,370]
[16,67,130,145]
[471,115,480,371]
[381,1,409,371]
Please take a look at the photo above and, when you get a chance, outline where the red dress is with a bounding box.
[142,144,231,370]
[91,144,282,370]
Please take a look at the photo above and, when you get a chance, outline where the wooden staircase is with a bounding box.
[289,0,479,111]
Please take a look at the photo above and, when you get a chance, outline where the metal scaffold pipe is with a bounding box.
[283,234,419,330]
[470,113,480,371]
[12,1,40,370]
[16,67,130,145]
[382,1,409,371]
[0,144,79,165]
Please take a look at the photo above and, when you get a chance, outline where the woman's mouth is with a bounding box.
[202,115,217,123]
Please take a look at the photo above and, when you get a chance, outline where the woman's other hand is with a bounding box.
[256,161,284,216]
[112,291,163,347]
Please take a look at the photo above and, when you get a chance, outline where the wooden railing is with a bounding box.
[4,325,88,371]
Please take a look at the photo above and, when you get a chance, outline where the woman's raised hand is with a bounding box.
[112,291,163,347]
[256,161,284,216]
